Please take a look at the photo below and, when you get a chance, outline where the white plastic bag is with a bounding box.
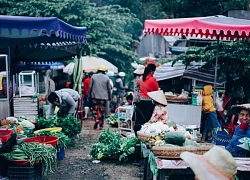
[215,91,223,111]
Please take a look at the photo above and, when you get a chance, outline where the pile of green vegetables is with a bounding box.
[36,115,81,138]
[35,131,71,149]
[2,142,57,176]
[90,128,140,162]
[106,114,120,127]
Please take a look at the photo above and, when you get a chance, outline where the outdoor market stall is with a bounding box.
[0,15,87,120]
[0,15,87,179]
[136,121,250,180]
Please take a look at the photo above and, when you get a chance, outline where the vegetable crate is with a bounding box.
[7,163,42,180]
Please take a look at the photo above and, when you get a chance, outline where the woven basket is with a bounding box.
[137,131,153,142]
[152,143,213,159]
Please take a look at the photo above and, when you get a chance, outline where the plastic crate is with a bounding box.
[7,163,42,180]
[0,129,13,143]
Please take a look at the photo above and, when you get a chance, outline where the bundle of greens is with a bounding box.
[90,128,140,162]
[57,115,81,138]
[35,115,81,138]
[36,116,58,129]
[106,114,119,127]
[119,137,140,162]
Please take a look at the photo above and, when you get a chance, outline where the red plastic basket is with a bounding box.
[24,136,59,146]
[8,159,40,167]
[0,129,13,143]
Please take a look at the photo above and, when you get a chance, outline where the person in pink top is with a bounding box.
[133,63,159,135]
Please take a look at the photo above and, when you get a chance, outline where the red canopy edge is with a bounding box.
[144,17,250,40]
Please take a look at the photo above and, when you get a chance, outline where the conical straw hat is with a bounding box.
[147,90,167,106]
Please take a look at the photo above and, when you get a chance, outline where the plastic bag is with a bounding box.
[215,91,223,111]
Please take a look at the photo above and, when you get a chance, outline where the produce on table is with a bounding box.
[140,121,169,135]
[20,120,35,129]
[154,140,165,146]
[164,131,186,146]
[2,142,57,176]
[167,121,177,129]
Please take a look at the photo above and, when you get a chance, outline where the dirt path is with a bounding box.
[48,119,143,180]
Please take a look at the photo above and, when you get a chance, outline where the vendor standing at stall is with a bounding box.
[201,85,221,141]
[47,88,80,118]
[226,104,250,157]
[134,63,159,134]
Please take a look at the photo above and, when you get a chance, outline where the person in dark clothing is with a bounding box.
[115,72,126,107]
[133,63,159,135]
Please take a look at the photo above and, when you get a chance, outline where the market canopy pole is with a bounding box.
[214,35,220,91]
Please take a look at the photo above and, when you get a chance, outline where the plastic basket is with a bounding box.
[33,127,62,135]
[8,160,40,167]
[0,129,13,143]
[24,136,59,146]
[7,163,42,180]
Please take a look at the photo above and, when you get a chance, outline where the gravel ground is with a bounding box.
[48,119,143,180]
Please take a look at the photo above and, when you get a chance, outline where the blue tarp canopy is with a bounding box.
[0,15,87,61]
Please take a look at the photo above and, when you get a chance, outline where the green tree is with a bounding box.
[173,40,250,78]
[0,0,141,74]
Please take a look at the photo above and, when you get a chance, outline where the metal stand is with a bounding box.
[117,105,134,132]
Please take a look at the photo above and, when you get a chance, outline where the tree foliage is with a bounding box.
[0,0,141,73]
[173,40,250,78]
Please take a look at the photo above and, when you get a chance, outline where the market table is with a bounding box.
[141,143,250,180]
[155,158,250,180]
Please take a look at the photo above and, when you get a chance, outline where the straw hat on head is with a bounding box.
[232,103,250,114]
[147,90,167,106]
[97,65,107,72]
[134,65,145,75]
[180,146,237,180]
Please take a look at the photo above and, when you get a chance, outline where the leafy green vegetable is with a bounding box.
[35,115,81,138]
[36,116,58,129]
[90,128,140,162]
[57,115,82,138]
[119,137,140,162]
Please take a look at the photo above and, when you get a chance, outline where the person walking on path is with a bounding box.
[115,72,126,107]
[88,65,111,130]
[83,72,94,119]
